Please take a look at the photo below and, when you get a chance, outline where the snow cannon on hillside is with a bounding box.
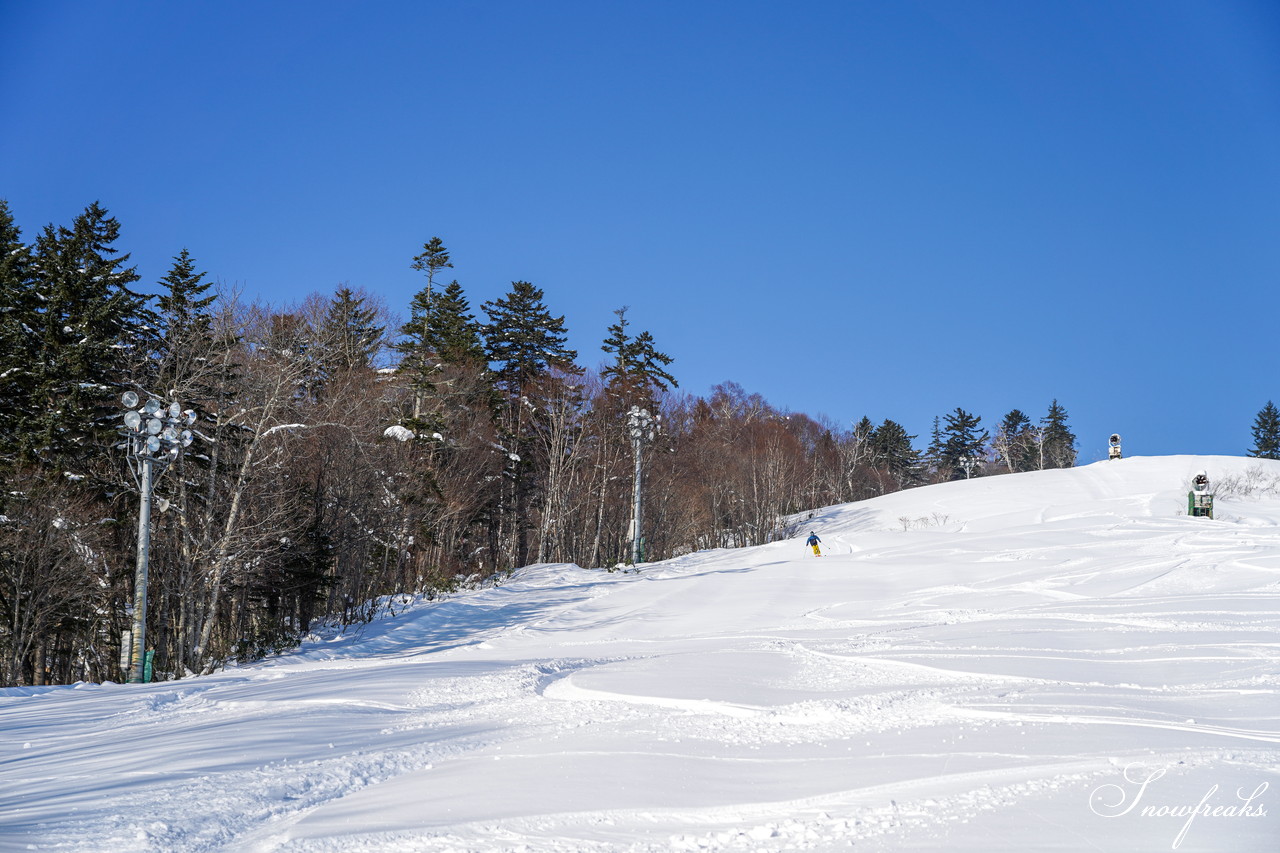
[1187,471,1213,519]
[1108,434,1122,460]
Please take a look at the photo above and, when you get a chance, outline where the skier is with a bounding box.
[806,531,822,556]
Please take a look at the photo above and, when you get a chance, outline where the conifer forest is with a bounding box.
[0,202,1091,686]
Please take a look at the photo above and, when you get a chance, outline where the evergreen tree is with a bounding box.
[319,286,384,375]
[869,418,919,484]
[155,249,220,398]
[601,306,676,405]
[993,409,1035,473]
[852,416,874,446]
[396,289,434,386]
[410,237,452,301]
[427,281,485,365]
[25,202,152,471]
[157,249,216,344]
[398,239,457,374]
[399,238,455,375]
[1249,401,1280,459]
[395,277,486,429]
[631,331,675,387]
[940,407,988,479]
[396,240,484,428]
[1039,399,1077,469]
[482,280,579,392]
[600,308,632,387]
[0,201,35,469]
[924,415,945,476]
[481,280,580,567]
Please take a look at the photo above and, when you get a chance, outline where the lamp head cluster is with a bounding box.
[120,391,195,460]
[627,405,658,444]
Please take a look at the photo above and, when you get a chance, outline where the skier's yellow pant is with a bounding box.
[811,544,821,555]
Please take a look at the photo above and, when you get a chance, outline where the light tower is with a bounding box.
[627,406,658,565]
[1109,434,1122,460]
[119,392,196,683]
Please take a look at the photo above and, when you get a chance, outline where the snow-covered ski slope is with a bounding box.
[3,456,1278,852]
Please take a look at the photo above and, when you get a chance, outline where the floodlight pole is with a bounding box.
[129,454,155,684]
[627,406,657,565]
[120,393,196,684]
[631,431,644,565]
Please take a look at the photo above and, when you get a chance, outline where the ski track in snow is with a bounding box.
[2,456,1279,851]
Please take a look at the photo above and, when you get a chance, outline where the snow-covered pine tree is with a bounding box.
[1248,401,1280,459]
[0,200,35,471]
[25,202,154,473]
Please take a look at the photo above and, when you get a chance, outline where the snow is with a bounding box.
[3,455,1278,851]
[383,425,414,442]
[261,423,307,437]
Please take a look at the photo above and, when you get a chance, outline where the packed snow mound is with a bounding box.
[3,455,1279,852]
[804,454,1280,536]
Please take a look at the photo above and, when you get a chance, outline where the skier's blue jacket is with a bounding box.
[806,533,821,546]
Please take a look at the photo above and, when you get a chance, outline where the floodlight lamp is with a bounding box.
[146,436,162,453]
[146,417,163,435]
[142,399,162,415]
[183,410,197,426]
[168,402,181,419]
[180,430,193,447]
[121,391,140,409]
[124,410,142,431]
[162,426,179,441]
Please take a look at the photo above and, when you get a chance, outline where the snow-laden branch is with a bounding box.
[261,423,307,437]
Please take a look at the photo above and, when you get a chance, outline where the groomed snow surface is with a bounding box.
[3,455,1278,852]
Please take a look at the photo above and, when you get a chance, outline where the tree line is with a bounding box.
[0,201,1079,686]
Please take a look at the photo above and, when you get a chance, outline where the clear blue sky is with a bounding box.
[3,1,1278,461]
